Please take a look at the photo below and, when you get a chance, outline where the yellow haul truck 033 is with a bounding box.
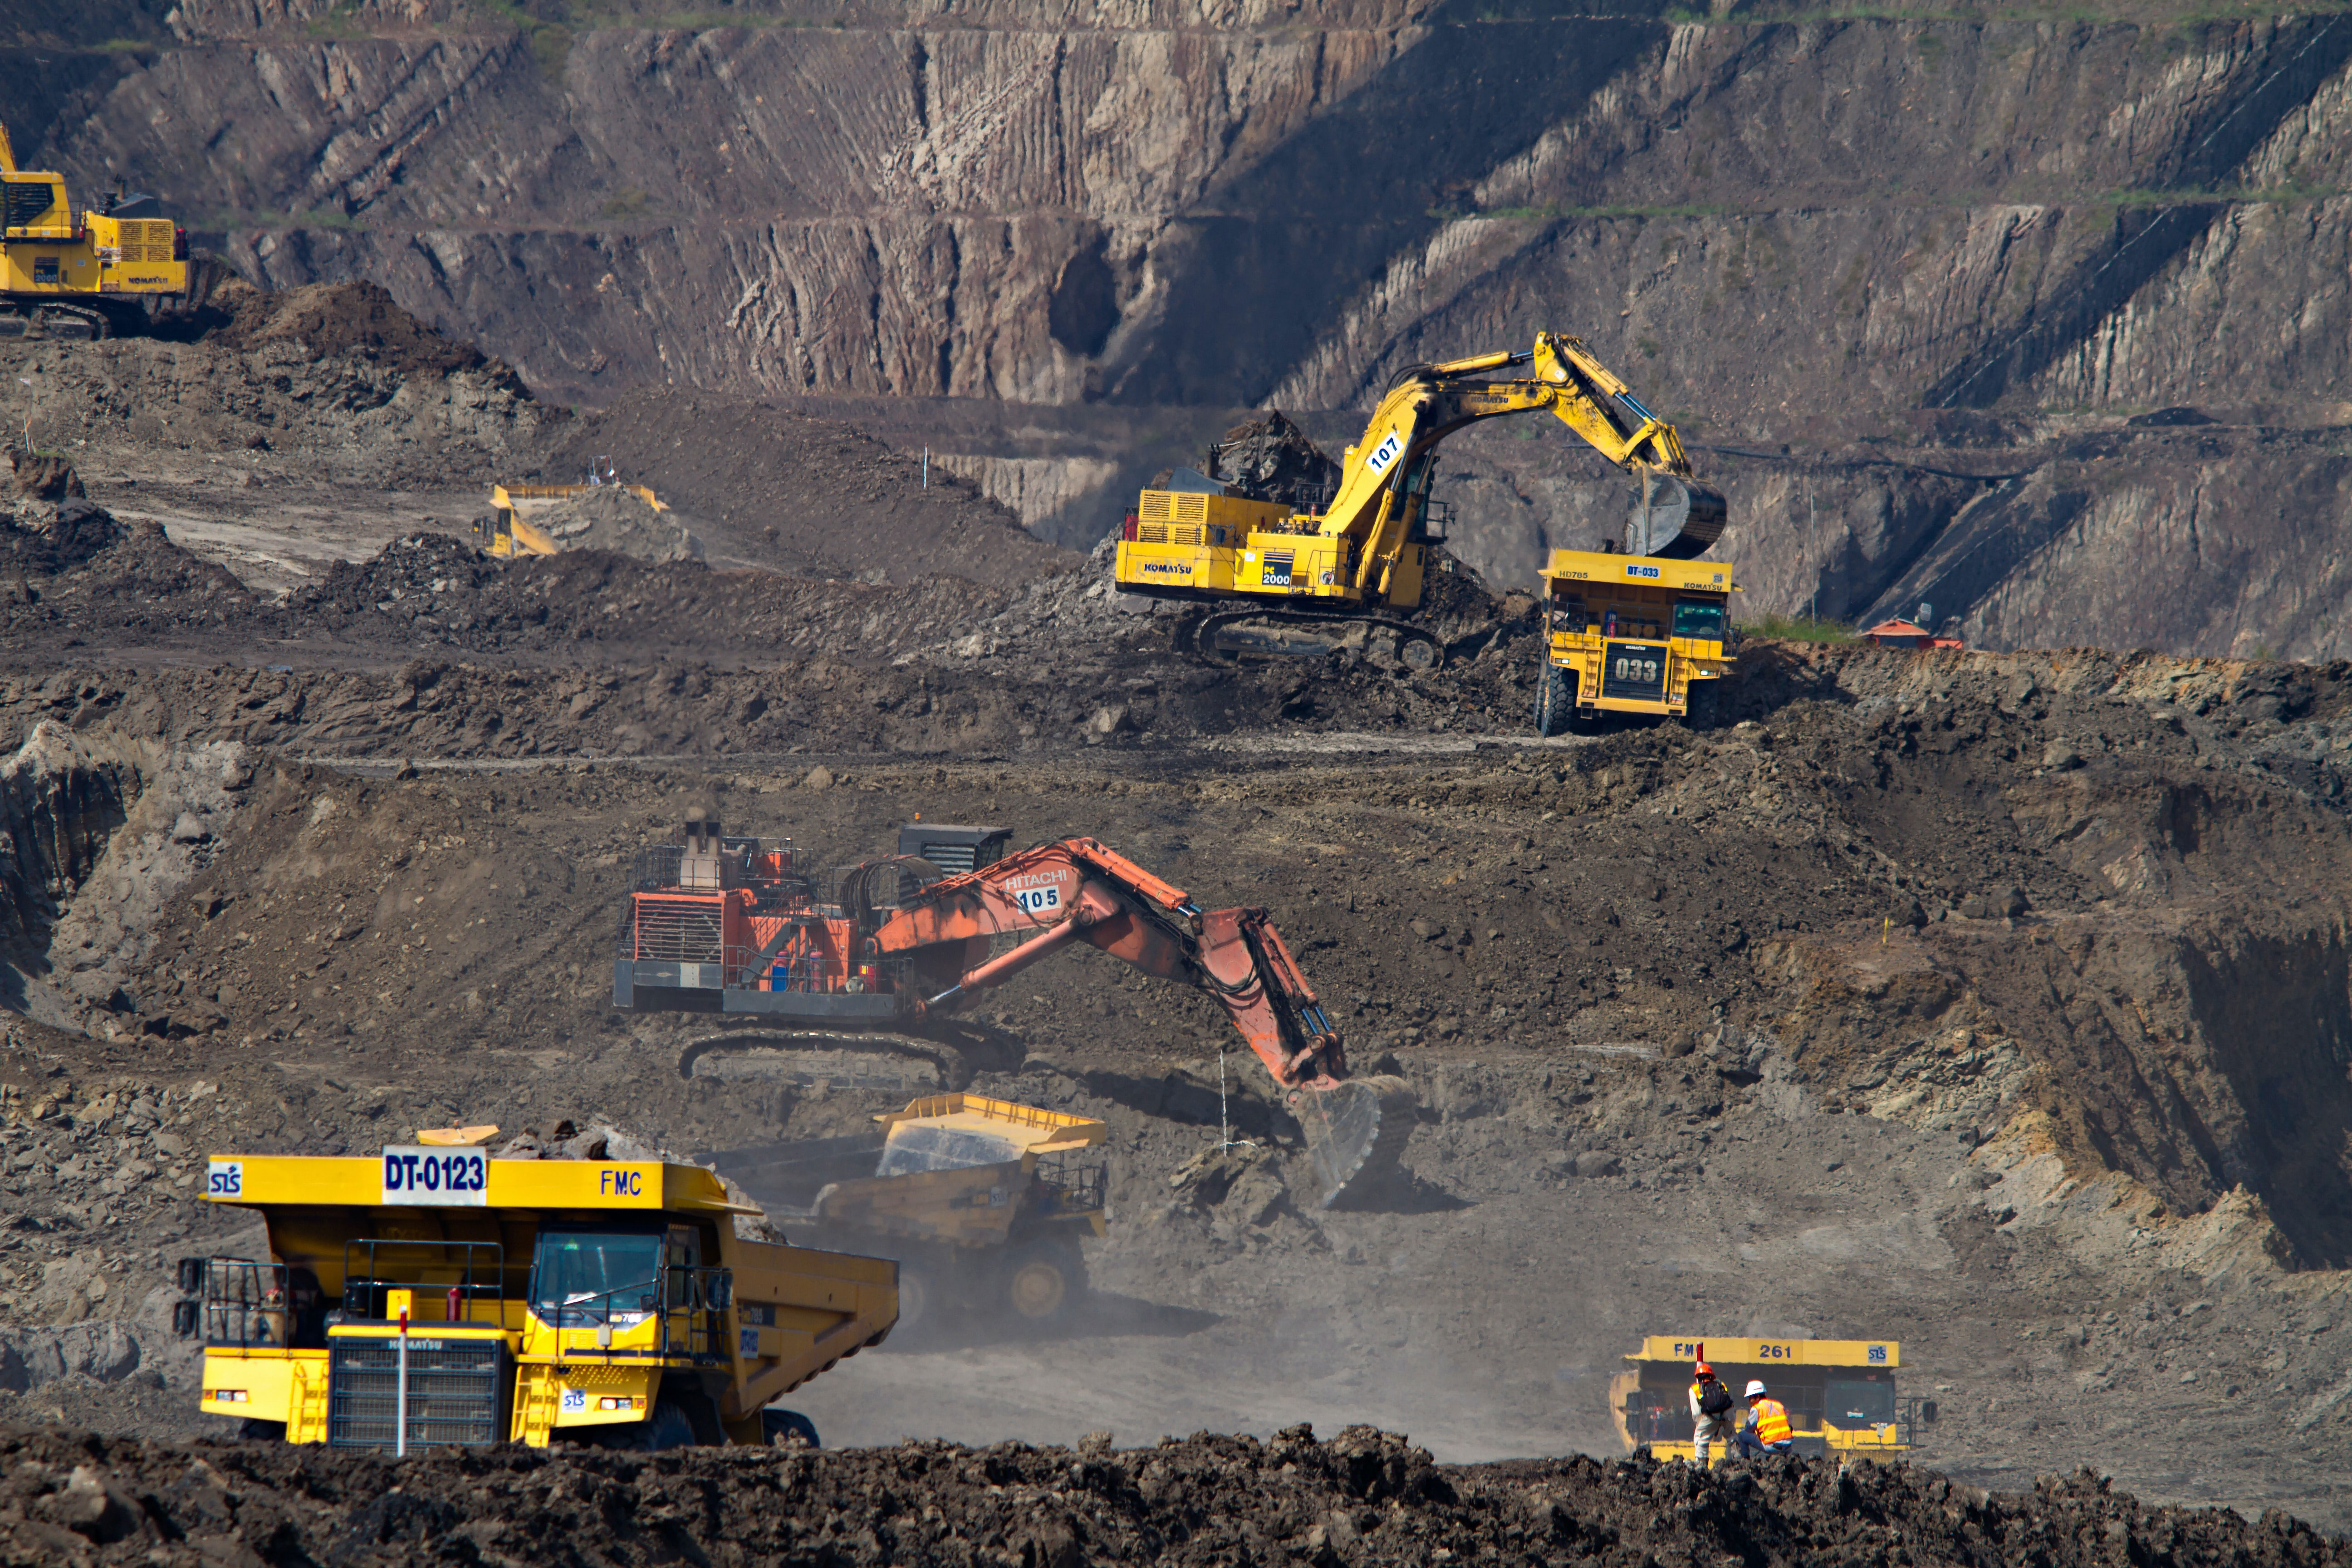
[175,1144,896,1451]
[1534,551,1736,733]
[1611,1337,1933,1460]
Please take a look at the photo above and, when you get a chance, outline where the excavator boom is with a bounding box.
[871,839,1399,1205]
[613,821,1409,1206]
[1112,333,1726,657]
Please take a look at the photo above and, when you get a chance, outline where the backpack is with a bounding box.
[1698,1381,1734,1417]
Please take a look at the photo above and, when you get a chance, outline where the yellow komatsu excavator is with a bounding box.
[1112,333,1726,667]
[0,118,190,339]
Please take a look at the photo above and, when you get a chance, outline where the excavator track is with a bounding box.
[1187,606,1445,670]
[0,301,109,340]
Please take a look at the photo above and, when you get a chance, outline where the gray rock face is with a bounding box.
[35,7,2352,652]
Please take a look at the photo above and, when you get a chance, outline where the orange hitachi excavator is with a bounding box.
[612,816,1407,1204]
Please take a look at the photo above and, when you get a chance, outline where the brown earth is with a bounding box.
[532,388,1080,590]
[2,633,2352,1526]
[6,1421,2349,1568]
[0,281,2350,1538]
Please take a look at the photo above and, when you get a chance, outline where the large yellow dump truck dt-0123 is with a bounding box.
[176,1146,896,1450]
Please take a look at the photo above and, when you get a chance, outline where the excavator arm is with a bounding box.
[867,838,1404,1204]
[1323,332,1726,597]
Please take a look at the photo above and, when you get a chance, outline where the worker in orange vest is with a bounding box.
[1733,1378,1796,1459]
[1688,1357,1735,1466]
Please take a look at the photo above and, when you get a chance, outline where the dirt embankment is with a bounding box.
[534,390,1080,589]
[6,1422,2350,1568]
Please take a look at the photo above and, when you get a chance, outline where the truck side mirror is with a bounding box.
[707,1272,732,1310]
[1921,1401,1938,1424]
[172,1300,198,1338]
[176,1257,206,1295]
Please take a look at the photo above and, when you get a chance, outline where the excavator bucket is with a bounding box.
[1627,468,1729,560]
[1294,1075,1416,1207]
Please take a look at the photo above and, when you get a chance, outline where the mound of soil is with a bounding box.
[1,1423,2343,1567]
[206,279,514,384]
[537,390,1080,590]
[532,486,703,563]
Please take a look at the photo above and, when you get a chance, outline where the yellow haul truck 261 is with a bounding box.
[0,119,189,340]
[174,1144,897,1450]
[1610,1336,1934,1461]
[1533,550,1737,734]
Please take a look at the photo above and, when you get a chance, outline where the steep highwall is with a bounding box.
[32,5,2352,647]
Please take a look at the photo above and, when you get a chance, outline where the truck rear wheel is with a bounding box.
[1004,1237,1086,1322]
[1534,664,1575,737]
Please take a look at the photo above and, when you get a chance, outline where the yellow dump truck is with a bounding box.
[176,1145,896,1450]
[1533,550,1737,733]
[710,1093,1107,1334]
[472,471,666,558]
[1610,1336,1931,1460]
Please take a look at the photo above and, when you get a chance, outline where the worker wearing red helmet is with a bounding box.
[1688,1351,1735,1467]
[1733,1378,1796,1459]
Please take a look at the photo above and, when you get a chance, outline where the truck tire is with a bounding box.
[1534,664,1574,737]
[761,1407,821,1448]
[597,1401,696,1451]
[1004,1237,1086,1323]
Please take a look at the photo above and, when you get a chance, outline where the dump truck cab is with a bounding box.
[1610,1336,1928,1460]
[1534,549,1736,732]
[180,1146,895,1450]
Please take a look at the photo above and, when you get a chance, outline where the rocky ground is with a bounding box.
[0,279,2347,1551]
[9,1421,2352,1568]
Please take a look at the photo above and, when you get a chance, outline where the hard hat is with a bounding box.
[1744,1380,1768,1398]
[1694,1361,1713,1377]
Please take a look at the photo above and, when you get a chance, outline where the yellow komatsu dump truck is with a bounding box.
[1112,333,1725,668]
[0,119,188,339]
[1611,1336,1932,1461]
[711,1093,1108,1334]
[1533,550,1737,733]
[176,1145,897,1450]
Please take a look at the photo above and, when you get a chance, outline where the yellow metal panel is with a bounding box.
[875,1093,1107,1152]
[1542,549,1735,595]
[1626,1336,1899,1368]
[205,1154,752,1214]
[200,1347,323,1424]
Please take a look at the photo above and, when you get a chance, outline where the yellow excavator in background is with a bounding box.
[0,119,189,339]
[1112,333,1726,666]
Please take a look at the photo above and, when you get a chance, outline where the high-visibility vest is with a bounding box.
[1752,1397,1793,1446]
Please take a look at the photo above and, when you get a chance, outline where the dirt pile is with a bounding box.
[203,279,520,386]
[536,390,1080,590]
[530,486,702,563]
[3,1423,2346,1567]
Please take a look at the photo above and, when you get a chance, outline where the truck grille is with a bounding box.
[328,1338,505,1450]
[1600,640,1668,702]
[1140,492,1209,524]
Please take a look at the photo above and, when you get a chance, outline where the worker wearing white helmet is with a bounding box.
[1732,1377,1796,1459]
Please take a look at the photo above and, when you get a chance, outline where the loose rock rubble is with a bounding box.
[2,1423,2346,1568]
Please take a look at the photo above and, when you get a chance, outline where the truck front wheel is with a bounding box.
[1534,664,1575,737]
